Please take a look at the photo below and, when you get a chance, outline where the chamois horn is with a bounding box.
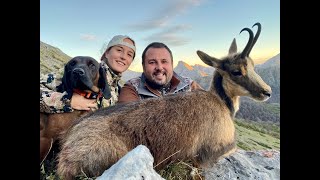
[247,22,261,56]
[240,27,254,58]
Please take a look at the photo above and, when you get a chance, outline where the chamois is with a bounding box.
[57,22,271,180]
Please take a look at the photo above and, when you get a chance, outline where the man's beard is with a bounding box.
[145,73,172,90]
[145,77,169,89]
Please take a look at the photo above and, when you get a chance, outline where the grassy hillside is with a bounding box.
[236,98,280,123]
[40,41,72,76]
[235,119,280,150]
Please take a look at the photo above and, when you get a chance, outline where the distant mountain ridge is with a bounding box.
[174,61,212,78]
[193,64,215,75]
[256,54,280,68]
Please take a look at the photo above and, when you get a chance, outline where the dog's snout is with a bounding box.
[73,68,85,76]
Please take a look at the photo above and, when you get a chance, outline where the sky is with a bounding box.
[40,0,280,72]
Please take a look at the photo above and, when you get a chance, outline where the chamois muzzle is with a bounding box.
[256,86,272,102]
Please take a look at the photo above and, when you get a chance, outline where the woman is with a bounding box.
[40,35,136,113]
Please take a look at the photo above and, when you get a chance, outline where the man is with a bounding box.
[118,42,202,103]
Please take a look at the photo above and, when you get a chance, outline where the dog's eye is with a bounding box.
[69,61,76,66]
[89,63,95,69]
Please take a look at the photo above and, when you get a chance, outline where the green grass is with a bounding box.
[235,118,280,139]
[40,159,93,180]
[235,119,280,151]
[158,160,204,180]
[264,103,280,116]
[40,42,71,75]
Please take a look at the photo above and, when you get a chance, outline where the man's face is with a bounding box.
[143,47,173,87]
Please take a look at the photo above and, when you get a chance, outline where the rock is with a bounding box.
[204,149,280,180]
[97,145,165,180]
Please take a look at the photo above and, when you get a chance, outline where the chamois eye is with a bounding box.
[231,71,242,76]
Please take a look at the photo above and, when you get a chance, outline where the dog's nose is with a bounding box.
[72,68,85,76]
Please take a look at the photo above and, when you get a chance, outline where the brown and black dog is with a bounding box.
[40,56,111,164]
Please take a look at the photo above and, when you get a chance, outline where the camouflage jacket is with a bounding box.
[40,61,122,113]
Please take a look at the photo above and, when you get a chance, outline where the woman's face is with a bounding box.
[104,38,135,74]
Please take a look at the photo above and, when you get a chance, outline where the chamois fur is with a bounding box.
[57,22,272,180]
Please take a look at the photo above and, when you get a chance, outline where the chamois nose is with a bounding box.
[262,89,272,97]
[73,68,85,76]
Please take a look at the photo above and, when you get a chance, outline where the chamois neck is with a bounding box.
[210,71,239,118]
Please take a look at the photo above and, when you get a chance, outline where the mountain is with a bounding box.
[174,61,212,79]
[173,61,214,90]
[256,53,280,69]
[40,41,72,76]
[192,64,214,75]
[236,98,280,124]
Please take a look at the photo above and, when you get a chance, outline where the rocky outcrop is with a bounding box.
[204,149,280,180]
[97,145,165,180]
[97,145,279,180]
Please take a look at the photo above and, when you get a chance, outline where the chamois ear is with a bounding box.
[196,50,222,69]
[98,66,112,99]
[228,38,237,55]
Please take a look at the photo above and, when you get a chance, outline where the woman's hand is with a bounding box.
[70,93,97,110]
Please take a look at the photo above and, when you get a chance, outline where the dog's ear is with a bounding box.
[98,66,112,99]
[56,64,73,99]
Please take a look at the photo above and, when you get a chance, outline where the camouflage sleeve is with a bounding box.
[40,73,73,113]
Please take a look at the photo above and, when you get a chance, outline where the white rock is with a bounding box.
[96,145,165,180]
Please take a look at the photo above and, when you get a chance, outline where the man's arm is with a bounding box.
[118,83,140,104]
